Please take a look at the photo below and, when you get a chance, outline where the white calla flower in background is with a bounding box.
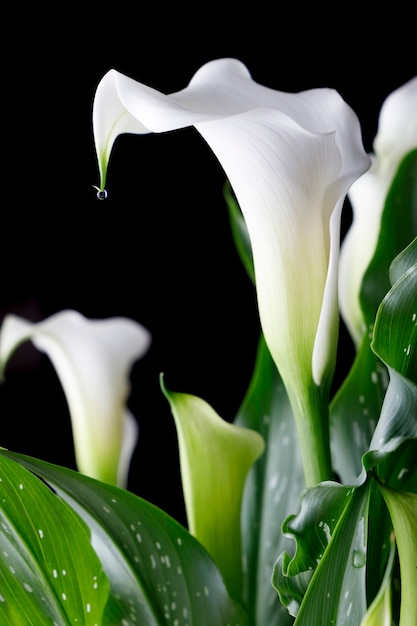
[339,76,417,348]
[92,58,370,484]
[0,310,151,488]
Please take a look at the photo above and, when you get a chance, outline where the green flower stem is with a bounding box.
[288,382,333,487]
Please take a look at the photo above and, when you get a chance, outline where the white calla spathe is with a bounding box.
[92,59,370,484]
[339,76,417,348]
[0,310,151,488]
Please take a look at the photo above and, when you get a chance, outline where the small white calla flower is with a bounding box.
[339,76,417,347]
[92,59,370,484]
[0,310,151,487]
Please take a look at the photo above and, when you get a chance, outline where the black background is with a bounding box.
[1,5,415,523]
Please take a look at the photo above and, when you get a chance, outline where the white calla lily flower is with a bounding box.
[92,58,370,484]
[0,310,151,487]
[339,76,417,347]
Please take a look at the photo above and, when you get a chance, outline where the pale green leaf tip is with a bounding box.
[160,372,169,398]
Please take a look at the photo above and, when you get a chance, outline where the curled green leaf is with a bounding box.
[161,375,264,600]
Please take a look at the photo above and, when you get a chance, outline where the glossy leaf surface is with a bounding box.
[0,450,249,625]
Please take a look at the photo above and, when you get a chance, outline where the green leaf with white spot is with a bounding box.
[0,448,249,625]
[0,453,109,625]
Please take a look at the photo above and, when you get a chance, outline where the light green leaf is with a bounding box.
[161,375,265,602]
[378,486,417,626]
[359,534,396,626]
[235,335,304,626]
[0,453,109,625]
[0,449,250,625]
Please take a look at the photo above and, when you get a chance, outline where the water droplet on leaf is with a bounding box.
[352,548,366,568]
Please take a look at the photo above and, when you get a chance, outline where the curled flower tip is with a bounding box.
[92,185,108,200]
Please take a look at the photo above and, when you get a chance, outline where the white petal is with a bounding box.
[197,108,364,387]
[92,57,370,393]
[93,58,369,191]
[374,76,417,170]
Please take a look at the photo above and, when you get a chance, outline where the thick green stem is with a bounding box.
[288,382,333,487]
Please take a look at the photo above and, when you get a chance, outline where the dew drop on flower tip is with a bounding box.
[92,185,108,200]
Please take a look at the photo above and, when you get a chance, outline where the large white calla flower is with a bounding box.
[92,58,370,484]
[339,76,417,347]
[0,310,151,487]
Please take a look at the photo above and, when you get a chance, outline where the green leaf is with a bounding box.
[273,481,370,625]
[389,235,417,285]
[224,180,254,283]
[330,336,388,484]
[372,238,417,384]
[235,335,304,626]
[364,237,417,480]
[359,535,396,626]
[0,453,109,625]
[360,148,417,328]
[378,485,417,626]
[330,157,417,486]
[0,449,249,625]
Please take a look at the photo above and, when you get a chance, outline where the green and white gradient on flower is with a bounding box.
[161,376,264,599]
[92,58,370,484]
[339,76,417,348]
[0,310,151,488]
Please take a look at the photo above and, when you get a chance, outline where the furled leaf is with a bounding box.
[273,482,370,624]
[161,376,264,601]
[0,449,249,625]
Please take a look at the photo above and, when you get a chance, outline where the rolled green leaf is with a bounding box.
[161,375,264,600]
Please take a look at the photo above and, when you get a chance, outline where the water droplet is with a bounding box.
[92,185,108,200]
[352,548,366,568]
